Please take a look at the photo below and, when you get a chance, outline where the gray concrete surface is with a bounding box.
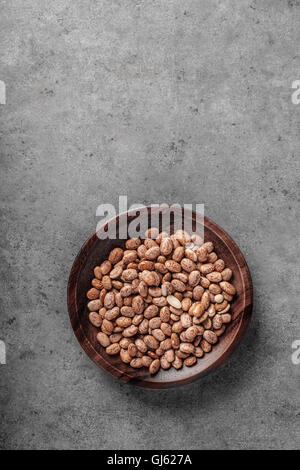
[0,0,299,450]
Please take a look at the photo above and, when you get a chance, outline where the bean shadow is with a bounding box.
[96,301,261,411]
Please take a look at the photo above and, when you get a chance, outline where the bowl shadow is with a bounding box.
[95,309,259,410]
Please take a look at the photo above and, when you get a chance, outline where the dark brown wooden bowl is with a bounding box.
[67,207,253,389]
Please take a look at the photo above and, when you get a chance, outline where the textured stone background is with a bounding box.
[0,0,299,450]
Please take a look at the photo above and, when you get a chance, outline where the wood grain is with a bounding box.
[67,207,253,389]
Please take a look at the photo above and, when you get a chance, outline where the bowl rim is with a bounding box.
[67,208,253,389]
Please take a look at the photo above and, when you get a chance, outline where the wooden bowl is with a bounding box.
[67,207,253,389]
